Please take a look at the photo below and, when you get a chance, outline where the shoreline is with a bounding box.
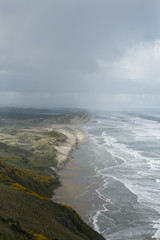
[52,155,89,217]
[52,138,105,229]
[51,125,104,224]
[51,125,90,216]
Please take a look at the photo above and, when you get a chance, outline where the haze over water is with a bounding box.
[78,109,160,240]
[1,1,160,239]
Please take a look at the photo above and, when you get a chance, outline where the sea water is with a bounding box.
[76,110,160,240]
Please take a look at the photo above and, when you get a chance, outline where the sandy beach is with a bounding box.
[52,131,104,221]
[50,125,86,170]
[51,126,89,215]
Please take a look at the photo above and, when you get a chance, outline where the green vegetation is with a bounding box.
[0,110,104,240]
[0,160,57,198]
[0,129,66,168]
[0,164,104,240]
[0,141,58,177]
[0,183,104,240]
[45,131,67,144]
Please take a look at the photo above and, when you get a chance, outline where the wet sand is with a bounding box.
[53,157,90,216]
[51,125,93,219]
[52,149,104,221]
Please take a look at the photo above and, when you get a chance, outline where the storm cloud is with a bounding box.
[0,0,160,109]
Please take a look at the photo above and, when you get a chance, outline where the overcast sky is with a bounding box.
[1,0,160,110]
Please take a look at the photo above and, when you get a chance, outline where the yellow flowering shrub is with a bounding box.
[10,183,50,200]
[58,202,73,211]
[24,229,51,240]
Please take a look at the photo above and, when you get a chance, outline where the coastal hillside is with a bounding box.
[0,109,105,240]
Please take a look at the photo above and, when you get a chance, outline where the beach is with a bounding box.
[51,126,86,169]
[52,130,104,224]
[52,126,88,215]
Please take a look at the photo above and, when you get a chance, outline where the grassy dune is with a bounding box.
[0,160,58,198]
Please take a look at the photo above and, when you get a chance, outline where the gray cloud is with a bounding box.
[0,0,160,109]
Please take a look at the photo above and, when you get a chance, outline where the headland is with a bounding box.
[0,108,105,240]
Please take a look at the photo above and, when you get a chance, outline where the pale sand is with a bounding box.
[50,125,86,170]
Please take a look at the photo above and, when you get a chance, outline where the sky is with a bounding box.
[1,0,160,110]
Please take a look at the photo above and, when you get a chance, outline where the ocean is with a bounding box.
[74,110,160,240]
